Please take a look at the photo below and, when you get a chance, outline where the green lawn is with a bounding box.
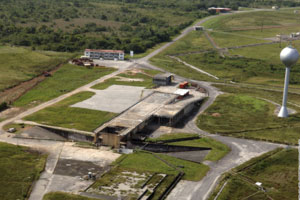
[0,142,47,200]
[43,192,100,200]
[14,64,116,107]
[209,148,298,200]
[0,46,74,92]
[24,91,117,131]
[92,69,160,90]
[115,151,209,181]
[147,133,230,161]
[214,84,300,112]
[208,31,267,48]
[197,94,300,145]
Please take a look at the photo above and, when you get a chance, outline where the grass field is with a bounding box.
[202,10,300,31]
[162,31,213,55]
[43,192,100,200]
[209,148,298,200]
[0,46,74,92]
[208,31,267,48]
[114,151,209,182]
[24,91,117,131]
[147,133,230,161]
[0,142,47,200]
[214,84,300,112]
[197,94,300,145]
[91,69,160,90]
[14,64,116,107]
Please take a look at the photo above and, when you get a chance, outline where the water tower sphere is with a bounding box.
[280,46,299,67]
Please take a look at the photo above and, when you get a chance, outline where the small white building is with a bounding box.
[194,26,204,31]
[272,6,279,10]
[84,49,125,60]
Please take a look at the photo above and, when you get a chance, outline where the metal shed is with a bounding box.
[153,73,174,86]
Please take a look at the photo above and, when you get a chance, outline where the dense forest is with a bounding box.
[0,0,300,53]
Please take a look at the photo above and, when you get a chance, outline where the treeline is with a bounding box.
[0,0,208,53]
[0,0,300,53]
[0,20,195,53]
[100,0,300,11]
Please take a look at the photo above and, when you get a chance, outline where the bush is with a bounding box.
[0,102,8,112]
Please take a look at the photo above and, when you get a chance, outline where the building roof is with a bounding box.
[174,89,189,96]
[208,7,231,11]
[85,49,124,54]
[153,73,173,80]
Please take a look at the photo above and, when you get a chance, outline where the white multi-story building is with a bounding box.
[84,49,125,60]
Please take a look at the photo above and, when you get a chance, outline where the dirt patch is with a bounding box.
[0,107,24,119]
[0,63,64,104]
[212,113,221,117]
[125,69,143,75]
[115,76,144,82]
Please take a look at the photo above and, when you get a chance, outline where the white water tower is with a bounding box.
[278,46,299,118]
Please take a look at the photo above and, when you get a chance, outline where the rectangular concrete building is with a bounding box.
[84,49,125,60]
[153,73,173,86]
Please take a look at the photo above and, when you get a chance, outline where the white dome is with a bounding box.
[280,46,299,67]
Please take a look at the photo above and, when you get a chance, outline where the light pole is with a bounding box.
[278,46,299,118]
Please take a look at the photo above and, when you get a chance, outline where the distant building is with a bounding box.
[208,7,232,13]
[194,26,204,31]
[84,49,125,60]
[153,73,174,86]
[272,6,279,10]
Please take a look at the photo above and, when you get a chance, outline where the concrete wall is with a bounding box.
[132,142,211,153]
[101,133,121,148]
[42,126,94,142]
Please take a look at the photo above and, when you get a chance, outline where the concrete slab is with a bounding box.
[20,126,66,141]
[59,143,120,164]
[71,85,152,113]
[93,60,133,70]
[54,159,104,177]
[47,174,94,194]
[164,150,210,163]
